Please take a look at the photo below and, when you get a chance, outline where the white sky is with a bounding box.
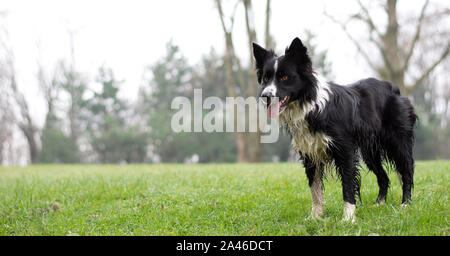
[1,0,438,126]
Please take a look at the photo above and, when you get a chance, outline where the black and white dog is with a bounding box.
[252,38,417,222]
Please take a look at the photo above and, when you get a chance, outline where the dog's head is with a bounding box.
[253,37,316,117]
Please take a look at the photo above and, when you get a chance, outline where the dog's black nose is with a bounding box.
[260,91,272,105]
[260,85,276,105]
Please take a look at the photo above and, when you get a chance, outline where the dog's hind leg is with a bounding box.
[332,148,360,223]
[303,156,323,219]
[361,149,390,204]
[382,96,416,204]
[386,137,415,204]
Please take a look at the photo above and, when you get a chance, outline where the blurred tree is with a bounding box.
[0,34,40,163]
[325,0,449,95]
[58,61,87,162]
[191,48,228,98]
[86,67,148,163]
[38,60,79,163]
[0,67,15,164]
[215,0,273,162]
[191,48,237,162]
[412,74,450,159]
[138,41,195,163]
[139,42,238,163]
[54,29,92,162]
[40,128,79,163]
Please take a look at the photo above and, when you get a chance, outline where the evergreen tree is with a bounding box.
[87,67,148,163]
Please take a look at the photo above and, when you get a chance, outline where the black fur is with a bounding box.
[253,38,417,206]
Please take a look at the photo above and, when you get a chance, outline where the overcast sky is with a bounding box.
[1,0,436,126]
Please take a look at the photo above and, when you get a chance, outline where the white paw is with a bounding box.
[342,202,356,223]
[311,206,323,218]
[342,214,356,223]
[375,199,386,206]
[306,206,323,221]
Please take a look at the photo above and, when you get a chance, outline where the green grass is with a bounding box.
[0,161,448,236]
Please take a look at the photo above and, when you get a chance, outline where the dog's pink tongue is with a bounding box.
[268,102,281,118]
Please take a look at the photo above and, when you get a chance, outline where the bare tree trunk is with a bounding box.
[38,59,61,130]
[265,0,274,49]
[11,76,40,163]
[19,123,39,163]
[383,0,405,93]
[0,81,14,165]
[215,0,269,162]
[216,0,248,162]
[68,83,78,145]
[65,29,82,153]
[1,26,40,164]
[326,0,448,96]
[226,33,247,162]
[243,0,262,162]
[0,143,3,164]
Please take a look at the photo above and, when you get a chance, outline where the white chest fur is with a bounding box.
[279,101,332,163]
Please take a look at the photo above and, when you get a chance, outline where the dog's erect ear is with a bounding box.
[252,42,270,84]
[252,42,268,67]
[285,37,311,67]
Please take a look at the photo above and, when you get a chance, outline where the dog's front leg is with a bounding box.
[311,169,324,218]
[333,151,359,223]
[304,156,323,219]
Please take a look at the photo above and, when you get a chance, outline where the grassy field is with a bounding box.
[0,161,448,236]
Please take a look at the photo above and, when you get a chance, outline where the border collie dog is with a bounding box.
[252,38,417,222]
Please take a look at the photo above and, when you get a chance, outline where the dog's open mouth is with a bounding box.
[267,94,291,118]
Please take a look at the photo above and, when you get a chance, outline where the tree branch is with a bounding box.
[368,31,396,76]
[242,0,258,97]
[324,10,379,71]
[408,42,449,93]
[356,0,382,39]
[264,0,273,49]
[356,0,400,76]
[229,1,240,31]
[215,0,239,34]
[215,0,229,34]
[403,0,430,72]
[214,0,244,97]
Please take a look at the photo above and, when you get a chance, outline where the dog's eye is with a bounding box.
[263,77,269,83]
[281,76,288,81]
